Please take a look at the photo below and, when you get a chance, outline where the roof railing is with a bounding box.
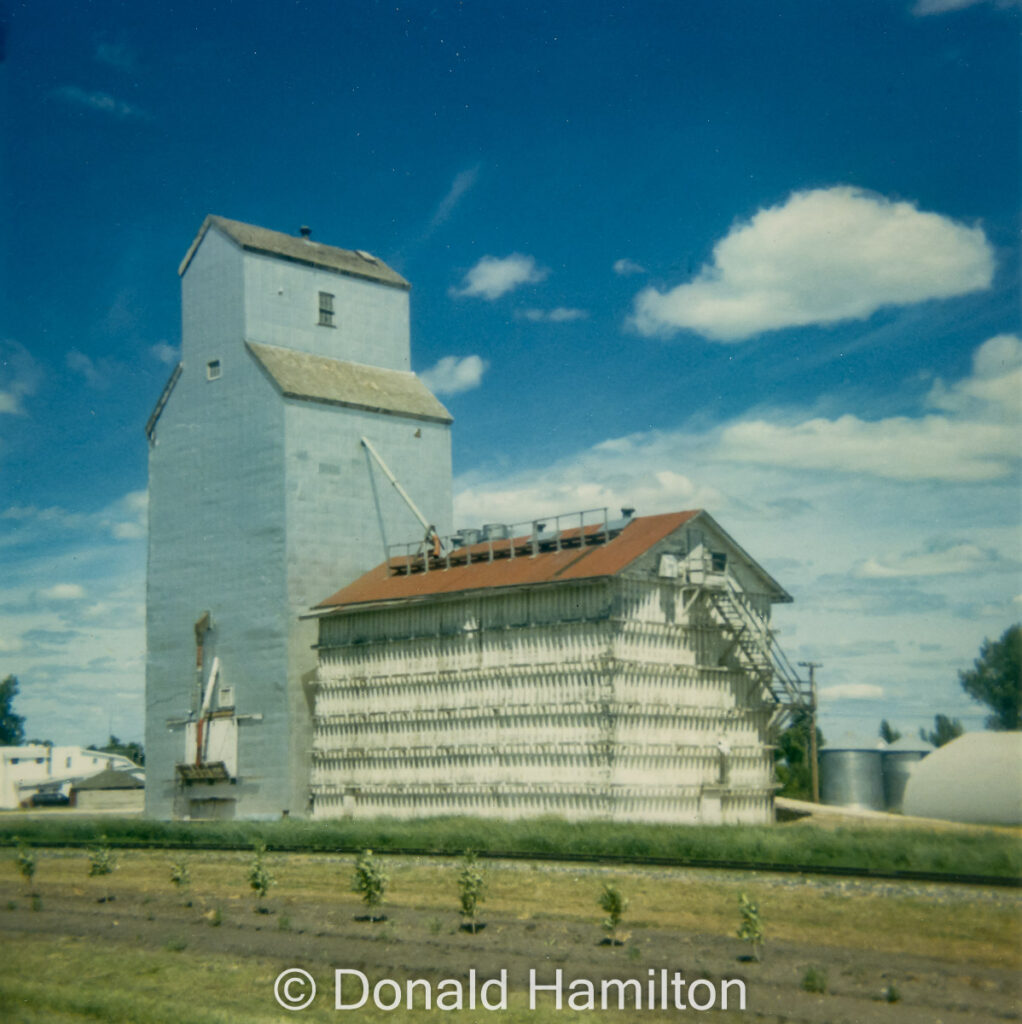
[385,506,636,577]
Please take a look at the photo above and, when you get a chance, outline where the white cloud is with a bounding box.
[100,490,148,541]
[717,413,1017,483]
[419,355,487,396]
[53,85,148,120]
[455,459,724,528]
[819,684,885,700]
[613,258,646,276]
[450,254,547,301]
[855,539,1013,578]
[630,187,994,341]
[927,333,1021,418]
[520,307,589,323]
[42,583,86,601]
[914,0,1020,13]
[447,333,1019,741]
[2,490,147,546]
[150,342,180,365]
[0,527,146,743]
[0,340,40,416]
[713,333,1020,483]
[430,166,480,229]
[66,349,106,388]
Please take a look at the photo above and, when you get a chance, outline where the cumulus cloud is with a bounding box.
[455,459,724,529]
[613,258,646,276]
[519,307,589,323]
[927,333,1021,419]
[419,355,487,396]
[150,342,179,365]
[855,539,1014,578]
[714,334,1020,482]
[717,413,1016,482]
[0,340,40,416]
[66,349,106,388]
[450,254,547,300]
[2,490,147,544]
[42,583,86,601]
[2,505,85,530]
[100,490,148,541]
[630,187,994,341]
[53,85,148,119]
[819,683,885,701]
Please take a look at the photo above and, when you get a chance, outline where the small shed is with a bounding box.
[72,768,145,812]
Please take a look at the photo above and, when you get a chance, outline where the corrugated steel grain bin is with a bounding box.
[820,747,885,811]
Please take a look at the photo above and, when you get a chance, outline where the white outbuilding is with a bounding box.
[309,507,806,825]
[902,731,1022,825]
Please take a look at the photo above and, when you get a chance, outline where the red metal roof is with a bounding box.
[314,511,703,611]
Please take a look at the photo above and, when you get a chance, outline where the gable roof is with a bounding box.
[313,509,789,613]
[73,767,144,791]
[248,342,452,424]
[179,215,410,290]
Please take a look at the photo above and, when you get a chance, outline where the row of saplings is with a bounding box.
[11,839,775,964]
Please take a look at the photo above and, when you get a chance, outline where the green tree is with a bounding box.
[0,675,26,745]
[879,719,901,744]
[774,709,824,799]
[919,713,964,748]
[959,625,1021,731]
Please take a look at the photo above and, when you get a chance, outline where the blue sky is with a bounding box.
[1,0,1019,748]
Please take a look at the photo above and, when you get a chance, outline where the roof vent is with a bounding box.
[299,226,312,240]
[621,507,636,519]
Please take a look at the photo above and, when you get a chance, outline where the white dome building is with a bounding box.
[902,732,1022,825]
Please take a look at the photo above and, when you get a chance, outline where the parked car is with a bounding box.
[30,791,70,807]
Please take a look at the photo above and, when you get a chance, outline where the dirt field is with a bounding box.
[1,847,1019,1023]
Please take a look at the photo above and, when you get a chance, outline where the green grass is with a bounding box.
[0,814,1019,881]
[0,934,750,1024]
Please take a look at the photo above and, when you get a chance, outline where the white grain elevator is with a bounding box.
[144,216,453,820]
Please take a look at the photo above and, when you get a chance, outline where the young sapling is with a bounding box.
[351,848,388,921]
[598,882,628,945]
[170,856,192,905]
[15,841,36,895]
[248,842,275,912]
[457,850,486,933]
[736,891,764,962]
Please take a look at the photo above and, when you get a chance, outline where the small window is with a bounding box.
[206,359,222,380]
[711,551,728,572]
[318,291,335,327]
[10,758,18,765]
[66,756,72,768]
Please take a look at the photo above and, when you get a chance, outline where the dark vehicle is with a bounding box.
[30,791,70,807]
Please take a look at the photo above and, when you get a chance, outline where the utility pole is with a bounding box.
[798,661,822,803]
